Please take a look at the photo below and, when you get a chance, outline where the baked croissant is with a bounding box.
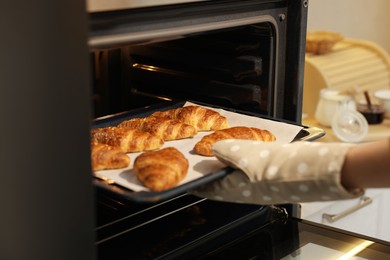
[91,142,130,171]
[194,126,276,156]
[117,116,197,141]
[133,147,189,191]
[151,105,229,131]
[91,126,164,153]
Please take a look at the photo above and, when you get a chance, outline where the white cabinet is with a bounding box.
[300,188,390,242]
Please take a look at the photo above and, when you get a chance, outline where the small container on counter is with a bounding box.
[315,88,369,143]
[374,89,390,119]
[331,109,368,143]
[315,89,356,127]
[357,103,385,124]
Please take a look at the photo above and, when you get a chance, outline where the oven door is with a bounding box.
[96,189,294,259]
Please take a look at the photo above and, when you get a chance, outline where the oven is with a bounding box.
[87,1,319,259]
[2,0,325,260]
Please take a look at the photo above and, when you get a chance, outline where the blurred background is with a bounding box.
[307,0,390,54]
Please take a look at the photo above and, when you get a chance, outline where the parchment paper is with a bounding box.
[94,102,303,192]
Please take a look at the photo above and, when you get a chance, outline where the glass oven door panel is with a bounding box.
[96,195,273,259]
[127,23,274,115]
[283,219,390,260]
[205,218,390,259]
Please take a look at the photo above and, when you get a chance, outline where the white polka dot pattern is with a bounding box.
[189,140,363,205]
[259,150,270,158]
[290,195,301,201]
[262,195,272,201]
[328,161,338,172]
[299,184,309,192]
[318,147,329,156]
[239,158,248,167]
[265,166,279,179]
[242,190,251,197]
[230,145,240,152]
[297,163,308,174]
[238,182,247,188]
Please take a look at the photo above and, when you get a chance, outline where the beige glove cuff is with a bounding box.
[191,140,364,205]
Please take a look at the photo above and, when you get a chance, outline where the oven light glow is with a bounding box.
[132,63,158,72]
[336,240,374,260]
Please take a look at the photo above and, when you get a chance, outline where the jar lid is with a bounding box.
[320,89,353,102]
[331,109,368,143]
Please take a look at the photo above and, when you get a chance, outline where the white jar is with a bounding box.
[315,89,356,127]
[374,89,390,119]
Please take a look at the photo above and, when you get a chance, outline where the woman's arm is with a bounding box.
[341,139,390,189]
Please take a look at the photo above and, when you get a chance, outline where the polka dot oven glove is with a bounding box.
[191,140,363,205]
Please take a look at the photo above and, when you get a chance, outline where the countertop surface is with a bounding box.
[302,116,390,143]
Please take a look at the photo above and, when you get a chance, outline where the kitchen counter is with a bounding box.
[301,116,390,244]
[302,116,390,143]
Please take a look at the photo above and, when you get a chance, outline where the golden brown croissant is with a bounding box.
[117,116,197,141]
[91,142,130,171]
[151,105,229,131]
[133,147,189,191]
[194,126,276,156]
[91,126,164,153]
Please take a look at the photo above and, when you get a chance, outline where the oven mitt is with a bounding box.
[190,140,364,205]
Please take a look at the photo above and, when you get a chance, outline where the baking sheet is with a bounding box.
[93,101,304,194]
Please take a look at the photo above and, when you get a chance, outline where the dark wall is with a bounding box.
[0,1,96,259]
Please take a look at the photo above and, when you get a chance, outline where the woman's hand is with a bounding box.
[191,140,364,205]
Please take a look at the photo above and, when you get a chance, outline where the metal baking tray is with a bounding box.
[92,100,325,203]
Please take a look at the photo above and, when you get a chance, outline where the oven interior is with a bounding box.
[89,1,309,258]
[92,23,276,119]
